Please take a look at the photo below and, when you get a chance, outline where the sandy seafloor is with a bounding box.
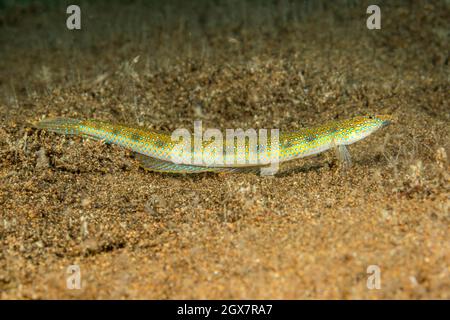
[0,0,448,299]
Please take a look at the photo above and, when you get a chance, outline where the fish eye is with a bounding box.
[368,115,374,119]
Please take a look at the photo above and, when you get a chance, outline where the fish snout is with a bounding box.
[376,114,394,128]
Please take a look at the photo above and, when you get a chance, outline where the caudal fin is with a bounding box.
[34,117,82,135]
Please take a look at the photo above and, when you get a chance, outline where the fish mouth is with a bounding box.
[381,119,391,128]
[376,114,393,128]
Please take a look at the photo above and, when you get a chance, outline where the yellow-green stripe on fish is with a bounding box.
[34,115,392,174]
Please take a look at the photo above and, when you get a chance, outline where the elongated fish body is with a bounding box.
[35,115,392,173]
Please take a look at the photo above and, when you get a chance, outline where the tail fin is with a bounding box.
[34,118,82,135]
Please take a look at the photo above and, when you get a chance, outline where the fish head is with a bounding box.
[333,115,393,145]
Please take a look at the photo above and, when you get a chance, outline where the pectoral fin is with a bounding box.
[335,145,352,168]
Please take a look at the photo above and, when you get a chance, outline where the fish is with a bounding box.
[34,115,392,174]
